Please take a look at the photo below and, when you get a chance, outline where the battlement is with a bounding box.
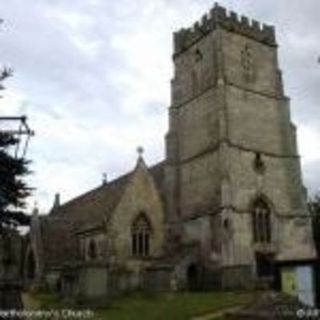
[174,3,276,55]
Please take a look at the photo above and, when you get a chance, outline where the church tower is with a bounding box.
[165,4,315,288]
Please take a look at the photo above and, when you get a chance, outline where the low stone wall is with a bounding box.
[143,266,172,292]
[70,265,143,302]
[221,265,254,290]
[109,269,141,296]
[77,265,109,301]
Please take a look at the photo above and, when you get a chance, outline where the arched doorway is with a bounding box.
[187,264,200,291]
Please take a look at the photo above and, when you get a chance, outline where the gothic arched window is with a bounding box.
[88,239,97,260]
[131,213,152,257]
[252,198,271,243]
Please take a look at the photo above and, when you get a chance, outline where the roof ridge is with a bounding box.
[54,160,165,211]
[55,171,132,210]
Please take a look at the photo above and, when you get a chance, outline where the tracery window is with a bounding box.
[252,198,271,244]
[131,213,152,257]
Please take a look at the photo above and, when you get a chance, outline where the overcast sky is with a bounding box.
[0,0,319,213]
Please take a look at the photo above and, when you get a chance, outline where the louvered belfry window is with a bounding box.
[132,213,152,257]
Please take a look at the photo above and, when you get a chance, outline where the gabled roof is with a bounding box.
[51,172,130,229]
[50,161,166,231]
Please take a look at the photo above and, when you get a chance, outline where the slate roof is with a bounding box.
[34,161,166,270]
[50,161,166,232]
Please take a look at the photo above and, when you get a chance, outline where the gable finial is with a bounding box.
[137,146,144,157]
[53,193,60,209]
[102,173,108,185]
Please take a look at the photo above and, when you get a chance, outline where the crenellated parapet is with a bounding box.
[174,3,276,55]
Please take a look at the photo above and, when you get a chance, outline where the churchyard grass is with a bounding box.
[25,291,252,319]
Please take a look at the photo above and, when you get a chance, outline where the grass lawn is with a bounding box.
[24,291,252,320]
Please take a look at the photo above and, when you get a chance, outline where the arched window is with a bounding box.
[131,213,152,257]
[88,239,97,260]
[252,198,271,243]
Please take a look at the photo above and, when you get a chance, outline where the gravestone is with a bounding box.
[0,230,24,310]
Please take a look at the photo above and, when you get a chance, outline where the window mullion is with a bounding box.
[132,233,137,256]
[253,212,257,242]
[262,211,266,243]
[145,233,149,256]
[142,231,145,256]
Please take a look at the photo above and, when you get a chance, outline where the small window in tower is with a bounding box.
[195,49,203,62]
[253,153,266,174]
[191,70,199,94]
[241,44,255,82]
[223,218,229,230]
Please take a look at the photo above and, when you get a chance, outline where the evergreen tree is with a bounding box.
[0,22,32,311]
[0,68,31,230]
[0,131,31,229]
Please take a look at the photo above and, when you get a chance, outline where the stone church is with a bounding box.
[24,4,316,302]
